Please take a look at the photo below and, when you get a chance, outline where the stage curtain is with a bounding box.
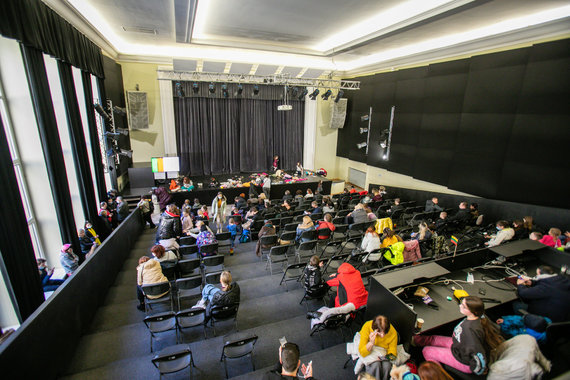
[174,95,304,176]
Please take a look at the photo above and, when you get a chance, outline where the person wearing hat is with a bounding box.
[59,244,79,276]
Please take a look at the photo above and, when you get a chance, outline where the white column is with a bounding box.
[158,67,177,156]
[303,87,317,171]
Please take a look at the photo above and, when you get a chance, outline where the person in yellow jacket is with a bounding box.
[358,315,398,380]
[136,256,170,311]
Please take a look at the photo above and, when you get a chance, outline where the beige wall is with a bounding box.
[119,62,165,163]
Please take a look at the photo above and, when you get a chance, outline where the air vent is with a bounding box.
[122,26,158,35]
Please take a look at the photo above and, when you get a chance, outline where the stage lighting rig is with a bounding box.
[208,83,215,94]
[298,88,308,100]
[222,84,229,98]
[321,89,332,100]
[175,82,185,97]
[335,90,344,103]
[192,83,199,93]
[309,89,320,100]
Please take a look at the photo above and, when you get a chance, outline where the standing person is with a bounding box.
[59,244,79,276]
[271,155,279,172]
[181,208,194,236]
[84,220,102,245]
[316,181,324,195]
[211,192,227,233]
[227,218,238,255]
[358,315,398,380]
[153,186,172,212]
[262,175,272,198]
[116,196,129,223]
[413,296,504,375]
[137,195,155,228]
[78,229,97,262]
[296,162,304,176]
[156,204,182,250]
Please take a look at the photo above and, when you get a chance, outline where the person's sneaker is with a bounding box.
[136,304,145,311]
[194,298,206,309]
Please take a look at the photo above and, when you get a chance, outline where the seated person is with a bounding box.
[316,213,335,239]
[303,255,328,298]
[469,203,479,224]
[263,342,315,380]
[59,244,79,276]
[282,190,293,201]
[294,190,304,202]
[434,212,448,233]
[326,263,368,309]
[411,222,432,242]
[195,271,240,321]
[380,228,402,248]
[371,188,383,202]
[136,256,169,311]
[361,227,381,259]
[349,185,358,194]
[346,203,368,225]
[181,208,194,235]
[425,197,443,213]
[234,195,247,210]
[196,224,218,257]
[180,176,194,191]
[256,220,277,257]
[150,244,177,263]
[304,200,322,215]
[37,258,65,292]
[242,207,260,231]
[359,315,398,380]
[413,296,503,375]
[305,189,314,199]
[279,200,293,217]
[322,199,335,214]
[485,220,515,247]
[389,198,403,214]
[191,198,202,212]
[196,205,209,221]
[78,228,97,262]
[296,216,315,243]
[448,202,471,223]
[516,265,570,322]
[512,220,527,240]
[537,228,562,248]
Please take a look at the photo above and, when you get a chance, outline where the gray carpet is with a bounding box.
[59,227,361,380]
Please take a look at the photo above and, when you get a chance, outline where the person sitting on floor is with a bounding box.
[326,262,368,309]
[358,315,399,380]
[485,220,515,247]
[196,224,218,257]
[37,258,65,292]
[194,271,240,321]
[296,216,315,243]
[59,244,79,277]
[263,342,315,380]
[413,296,503,376]
[303,255,328,298]
[516,265,570,322]
[136,256,169,311]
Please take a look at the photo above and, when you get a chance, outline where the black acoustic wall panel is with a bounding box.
[366,74,397,168]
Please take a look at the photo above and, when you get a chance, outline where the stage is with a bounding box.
[124,172,332,206]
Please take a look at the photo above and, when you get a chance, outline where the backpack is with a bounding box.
[239,230,251,243]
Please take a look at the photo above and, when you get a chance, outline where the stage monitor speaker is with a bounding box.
[126,91,149,130]
[329,98,347,128]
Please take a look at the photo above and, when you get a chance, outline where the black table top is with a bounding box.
[489,239,545,257]
[372,262,450,290]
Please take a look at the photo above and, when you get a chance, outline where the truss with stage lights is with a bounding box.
[157,70,360,90]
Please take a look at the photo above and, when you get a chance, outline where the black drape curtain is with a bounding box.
[174,96,304,175]
[21,44,81,254]
[0,0,104,77]
[57,61,99,223]
[0,107,44,321]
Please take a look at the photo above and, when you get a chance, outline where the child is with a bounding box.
[227,218,238,255]
[303,255,328,298]
[192,198,202,212]
[197,205,209,220]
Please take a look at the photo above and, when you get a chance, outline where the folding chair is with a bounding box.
[202,254,224,276]
[210,302,239,336]
[336,209,351,218]
[177,258,201,278]
[279,262,307,290]
[204,271,223,285]
[176,307,206,340]
[298,229,317,243]
[151,343,195,379]
[360,269,378,289]
[282,222,299,234]
[160,260,177,281]
[175,275,203,310]
[220,334,258,378]
[295,240,318,262]
[320,240,342,260]
[142,281,172,313]
[310,312,353,349]
[322,252,351,275]
[310,213,323,221]
[179,244,199,259]
[279,231,297,246]
[332,216,344,225]
[317,227,332,242]
[215,232,232,254]
[299,283,328,311]
[332,224,348,240]
[199,243,219,257]
[347,222,366,238]
[250,220,265,240]
[340,236,361,254]
[259,234,279,261]
[280,216,293,227]
[144,311,177,352]
[266,244,292,275]
[180,236,196,246]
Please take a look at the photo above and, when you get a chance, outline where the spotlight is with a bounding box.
[334,90,344,103]
[192,83,199,93]
[253,85,259,96]
[356,142,367,149]
[237,84,243,95]
[309,89,320,100]
[383,153,388,160]
[321,89,332,100]
[291,87,299,97]
[175,82,185,97]
[222,84,229,98]
[359,128,368,134]
[208,83,215,94]
[380,129,389,148]
[94,103,111,122]
[298,88,308,100]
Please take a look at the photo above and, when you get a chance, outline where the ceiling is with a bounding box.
[44,0,570,76]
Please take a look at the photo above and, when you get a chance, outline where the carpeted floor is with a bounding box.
[59,224,358,380]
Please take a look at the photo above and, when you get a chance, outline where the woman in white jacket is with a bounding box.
[361,227,382,264]
[486,220,515,247]
[211,192,227,233]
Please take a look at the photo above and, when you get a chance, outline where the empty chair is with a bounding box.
[220,334,258,378]
[296,240,318,262]
[204,271,223,285]
[279,231,297,244]
[280,262,307,290]
[179,244,199,259]
[293,214,305,223]
[151,343,195,379]
[310,213,323,221]
[176,308,206,340]
[175,275,203,309]
[180,236,196,246]
[332,224,348,240]
[177,258,201,278]
[215,232,232,254]
[340,236,362,254]
[210,302,239,336]
[310,311,353,349]
[142,281,172,313]
[202,254,225,275]
[266,244,292,275]
[332,216,345,225]
[336,209,351,217]
[348,222,366,237]
[199,243,219,257]
[280,216,293,227]
[320,240,342,259]
[283,222,299,233]
[228,214,242,224]
[144,311,178,352]
[322,252,351,275]
[259,234,279,261]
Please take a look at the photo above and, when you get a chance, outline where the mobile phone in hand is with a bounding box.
[279,336,287,347]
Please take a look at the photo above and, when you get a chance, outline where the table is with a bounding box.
[489,239,545,257]
[372,262,450,290]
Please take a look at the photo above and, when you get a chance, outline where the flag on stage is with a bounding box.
[450,236,459,246]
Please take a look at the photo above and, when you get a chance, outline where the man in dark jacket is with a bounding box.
[156,204,182,243]
[425,197,443,212]
[116,196,130,223]
[449,202,471,223]
[516,265,570,322]
[263,342,316,380]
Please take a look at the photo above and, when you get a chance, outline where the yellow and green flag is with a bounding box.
[450,236,459,246]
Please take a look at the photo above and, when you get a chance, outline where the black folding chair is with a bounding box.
[259,234,279,261]
[160,260,177,281]
[320,240,342,259]
[266,244,292,275]
[151,343,195,379]
[177,258,201,278]
[210,302,239,336]
[199,243,218,257]
[204,271,223,285]
[202,254,224,276]
[180,236,196,246]
[179,244,199,259]
[142,281,172,313]
[322,252,351,275]
[298,229,317,243]
[296,240,318,262]
[175,275,203,310]
[144,311,177,352]
[310,312,353,349]
[220,334,258,378]
[176,307,206,340]
[332,224,348,240]
[279,262,307,290]
[215,232,232,254]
